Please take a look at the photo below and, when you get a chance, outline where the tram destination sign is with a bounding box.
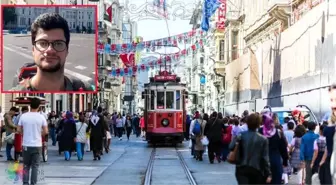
[154,75,177,81]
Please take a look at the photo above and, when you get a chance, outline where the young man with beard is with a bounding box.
[11,13,93,92]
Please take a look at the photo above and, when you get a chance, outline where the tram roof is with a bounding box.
[144,82,186,87]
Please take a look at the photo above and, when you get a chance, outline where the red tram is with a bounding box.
[142,71,188,144]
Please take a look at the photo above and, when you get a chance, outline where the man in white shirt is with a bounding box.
[17,98,48,185]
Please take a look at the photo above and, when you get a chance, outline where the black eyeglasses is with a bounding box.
[33,39,67,52]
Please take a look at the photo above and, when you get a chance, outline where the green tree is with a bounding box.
[3,7,16,26]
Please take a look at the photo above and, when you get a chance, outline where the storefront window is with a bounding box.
[166,91,174,109]
[157,92,164,109]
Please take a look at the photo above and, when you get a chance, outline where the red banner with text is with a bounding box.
[216,0,226,31]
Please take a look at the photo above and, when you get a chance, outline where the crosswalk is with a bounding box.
[3,43,95,82]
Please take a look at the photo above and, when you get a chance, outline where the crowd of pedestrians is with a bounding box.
[0,97,146,184]
[187,84,336,185]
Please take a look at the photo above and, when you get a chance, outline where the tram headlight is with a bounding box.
[161,119,169,127]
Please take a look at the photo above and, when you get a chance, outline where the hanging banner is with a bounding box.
[110,39,204,77]
[97,29,204,54]
[119,53,135,67]
[216,0,226,31]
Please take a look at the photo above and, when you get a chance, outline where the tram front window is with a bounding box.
[176,91,181,110]
[150,90,155,110]
[166,91,174,109]
[157,92,164,109]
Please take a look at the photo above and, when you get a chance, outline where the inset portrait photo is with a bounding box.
[1,5,98,93]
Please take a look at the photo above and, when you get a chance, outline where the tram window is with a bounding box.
[157,92,164,109]
[176,91,181,110]
[150,91,155,110]
[166,91,174,109]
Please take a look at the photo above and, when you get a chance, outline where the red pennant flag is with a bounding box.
[116,68,120,75]
[132,66,137,73]
[157,58,162,65]
[119,53,135,67]
[106,5,112,22]
[111,44,116,51]
[140,64,145,71]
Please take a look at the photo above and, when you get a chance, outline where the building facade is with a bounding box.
[212,0,333,118]
[1,0,56,4]
[13,7,95,32]
[188,1,222,114]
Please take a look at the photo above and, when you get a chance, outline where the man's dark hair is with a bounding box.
[307,121,316,131]
[223,117,229,124]
[21,106,29,112]
[284,117,290,123]
[246,113,261,130]
[97,106,103,113]
[218,112,223,119]
[319,124,325,134]
[10,107,17,112]
[294,125,306,138]
[31,12,70,47]
[30,98,41,109]
[243,110,249,117]
[287,121,295,130]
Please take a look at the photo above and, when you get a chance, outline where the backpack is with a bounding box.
[192,119,201,135]
[222,125,232,144]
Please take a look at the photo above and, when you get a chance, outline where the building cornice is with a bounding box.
[244,17,277,42]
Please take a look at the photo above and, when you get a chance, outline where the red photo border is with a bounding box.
[1,4,99,94]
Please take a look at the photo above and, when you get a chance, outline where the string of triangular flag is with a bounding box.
[110,38,206,77]
[97,29,205,54]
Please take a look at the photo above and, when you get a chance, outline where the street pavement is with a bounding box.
[2,33,96,91]
[0,135,305,185]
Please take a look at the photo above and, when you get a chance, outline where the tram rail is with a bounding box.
[143,147,197,185]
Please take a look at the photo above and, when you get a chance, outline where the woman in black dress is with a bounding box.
[87,107,106,160]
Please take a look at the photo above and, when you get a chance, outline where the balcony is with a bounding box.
[109,77,121,87]
[226,11,244,22]
[213,77,221,87]
[214,61,226,76]
[268,0,291,24]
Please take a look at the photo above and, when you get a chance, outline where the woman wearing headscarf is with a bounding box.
[58,111,77,161]
[56,111,67,155]
[230,113,272,184]
[87,107,106,160]
[259,113,289,184]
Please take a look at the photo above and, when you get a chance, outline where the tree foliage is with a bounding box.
[3,7,17,25]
